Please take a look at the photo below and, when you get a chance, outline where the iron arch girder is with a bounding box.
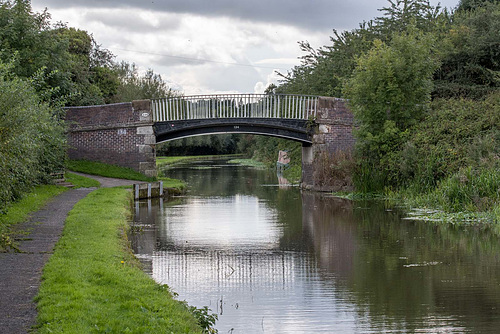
[154,118,313,144]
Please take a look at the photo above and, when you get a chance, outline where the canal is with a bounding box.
[130,159,500,333]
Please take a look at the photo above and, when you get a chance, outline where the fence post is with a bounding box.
[134,184,139,200]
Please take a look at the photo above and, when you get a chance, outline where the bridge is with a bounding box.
[152,94,318,143]
[65,94,354,191]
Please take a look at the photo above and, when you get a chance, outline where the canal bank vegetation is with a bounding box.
[35,187,203,333]
[0,0,175,240]
[64,172,101,188]
[0,58,66,214]
[67,160,189,191]
[157,154,242,166]
[275,0,500,223]
[67,159,157,182]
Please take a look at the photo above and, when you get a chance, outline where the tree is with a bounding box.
[456,0,499,11]
[374,0,442,34]
[0,59,66,212]
[343,28,439,190]
[277,0,444,98]
[111,61,176,102]
[434,2,500,99]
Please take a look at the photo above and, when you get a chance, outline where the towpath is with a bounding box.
[0,173,143,333]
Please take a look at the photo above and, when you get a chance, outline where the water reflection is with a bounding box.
[131,160,500,333]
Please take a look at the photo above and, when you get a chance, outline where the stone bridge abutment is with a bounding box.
[301,97,355,191]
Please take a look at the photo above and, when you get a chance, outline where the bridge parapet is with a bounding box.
[152,94,318,121]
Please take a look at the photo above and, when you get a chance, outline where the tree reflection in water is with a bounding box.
[131,159,500,333]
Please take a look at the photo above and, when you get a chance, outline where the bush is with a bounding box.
[0,60,65,212]
[388,92,500,190]
[408,167,500,214]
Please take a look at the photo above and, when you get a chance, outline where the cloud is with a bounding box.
[82,9,181,33]
[254,70,282,94]
[37,0,392,31]
[32,0,459,95]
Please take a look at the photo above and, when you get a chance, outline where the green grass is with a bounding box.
[386,167,500,225]
[65,172,101,188]
[159,177,187,193]
[0,185,67,252]
[67,160,156,182]
[157,154,242,166]
[227,158,267,168]
[35,188,202,333]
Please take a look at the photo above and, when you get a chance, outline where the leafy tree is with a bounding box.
[456,0,499,11]
[0,59,66,211]
[0,0,53,78]
[111,61,176,102]
[374,0,442,34]
[343,28,439,190]
[278,0,444,98]
[434,2,500,99]
[0,1,120,106]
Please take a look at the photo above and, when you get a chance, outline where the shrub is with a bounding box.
[0,60,65,212]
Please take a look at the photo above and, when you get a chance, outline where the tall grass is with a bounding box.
[391,167,500,224]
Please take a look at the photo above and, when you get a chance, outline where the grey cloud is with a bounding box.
[37,0,389,31]
[83,10,181,33]
[192,63,262,92]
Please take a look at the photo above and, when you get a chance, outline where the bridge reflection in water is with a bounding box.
[130,192,358,331]
[132,196,320,295]
[152,250,306,293]
[131,186,500,333]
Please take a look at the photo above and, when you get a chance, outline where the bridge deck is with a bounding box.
[152,94,318,122]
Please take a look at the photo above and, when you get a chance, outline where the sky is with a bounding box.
[31,0,459,96]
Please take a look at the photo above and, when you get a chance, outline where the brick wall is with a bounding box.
[301,97,355,191]
[66,100,157,177]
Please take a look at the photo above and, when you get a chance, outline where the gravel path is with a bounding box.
[0,173,145,333]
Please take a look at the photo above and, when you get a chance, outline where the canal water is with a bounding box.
[130,159,500,333]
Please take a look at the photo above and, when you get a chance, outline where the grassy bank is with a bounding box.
[65,172,101,188]
[0,173,104,252]
[35,187,202,333]
[158,177,187,193]
[67,160,156,182]
[227,158,267,168]
[157,154,242,166]
[387,167,500,226]
[0,185,67,252]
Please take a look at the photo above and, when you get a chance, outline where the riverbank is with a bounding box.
[157,154,243,166]
[386,166,500,227]
[334,166,500,227]
[0,163,202,333]
[67,160,157,182]
[0,187,93,333]
[35,187,201,333]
